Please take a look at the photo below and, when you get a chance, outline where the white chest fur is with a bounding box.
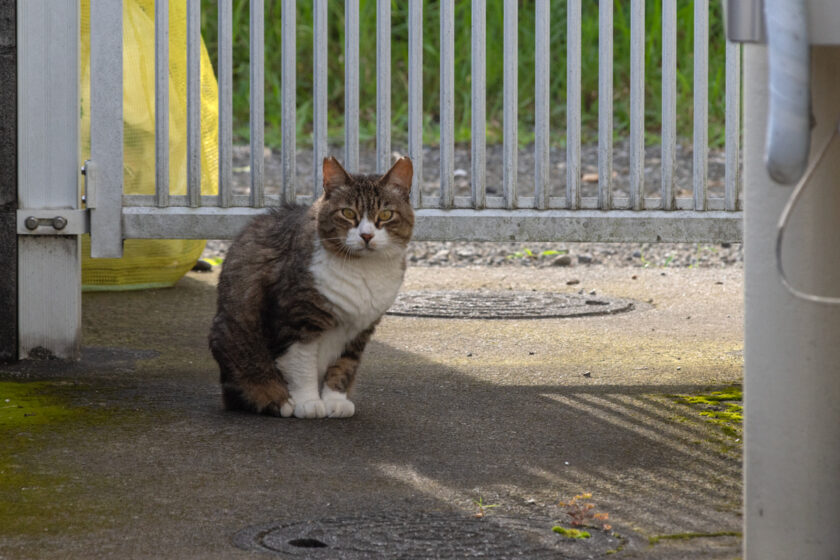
[309,244,405,329]
[306,244,405,374]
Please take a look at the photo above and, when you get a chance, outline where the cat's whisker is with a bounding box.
[340,245,353,269]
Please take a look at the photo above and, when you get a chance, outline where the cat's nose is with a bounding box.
[360,233,374,245]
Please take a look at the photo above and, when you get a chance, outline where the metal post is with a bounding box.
[17,0,82,359]
[89,0,124,257]
[743,45,840,559]
[440,0,454,209]
[408,0,422,208]
[0,0,17,363]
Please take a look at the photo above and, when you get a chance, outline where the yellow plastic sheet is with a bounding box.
[80,0,219,291]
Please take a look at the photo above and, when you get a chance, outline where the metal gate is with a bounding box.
[15,0,742,357]
[82,0,741,259]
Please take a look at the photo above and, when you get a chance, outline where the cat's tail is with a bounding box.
[221,379,293,417]
[210,313,295,417]
[221,384,259,413]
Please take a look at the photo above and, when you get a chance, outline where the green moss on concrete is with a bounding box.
[1,381,84,427]
[670,385,743,439]
[553,526,591,539]
[648,531,742,546]
[0,380,120,536]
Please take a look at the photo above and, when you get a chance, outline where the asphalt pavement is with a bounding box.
[0,265,743,559]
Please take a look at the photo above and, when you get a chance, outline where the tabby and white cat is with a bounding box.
[209,156,414,418]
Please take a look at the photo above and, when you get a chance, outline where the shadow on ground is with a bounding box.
[0,271,743,559]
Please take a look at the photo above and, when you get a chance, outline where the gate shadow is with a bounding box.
[61,275,742,543]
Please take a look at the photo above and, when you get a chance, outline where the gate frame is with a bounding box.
[15,0,82,360]
[12,0,744,361]
[0,0,17,363]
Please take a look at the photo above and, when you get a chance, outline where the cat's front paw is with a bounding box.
[294,399,326,419]
[263,398,295,418]
[324,397,355,418]
[279,397,295,418]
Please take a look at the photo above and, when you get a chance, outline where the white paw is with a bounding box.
[280,398,295,418]
[294,399,326,419]
[324,397,355,418]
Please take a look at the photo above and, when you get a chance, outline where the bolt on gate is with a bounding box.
[16,0,742,356]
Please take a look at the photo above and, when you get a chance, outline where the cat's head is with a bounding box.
[316,156,415,258]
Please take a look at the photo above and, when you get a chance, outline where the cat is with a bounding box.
[209,156,414,419]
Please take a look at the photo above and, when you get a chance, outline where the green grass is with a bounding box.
[200,0,727,149]
[553,526,591,539]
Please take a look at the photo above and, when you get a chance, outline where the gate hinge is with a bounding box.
[17,208,90,235]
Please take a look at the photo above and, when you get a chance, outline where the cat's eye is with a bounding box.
[341,208,357,220]
[378,209,394,221]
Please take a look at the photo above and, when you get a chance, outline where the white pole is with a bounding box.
[743,44,840,559]
[17,0,82,359]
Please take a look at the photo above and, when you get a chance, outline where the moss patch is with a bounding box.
[1,381,85,427]
[670,385,743,439]
[648,531,742,546]
[0,380,120,535]
[553,526,591,539]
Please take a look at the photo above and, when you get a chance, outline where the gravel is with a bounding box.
[200,143,743,270]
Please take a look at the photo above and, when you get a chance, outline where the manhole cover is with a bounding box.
[232,511,623,559]
[387,290,637,319]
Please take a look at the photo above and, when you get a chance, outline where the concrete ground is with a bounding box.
[0,265,744,559]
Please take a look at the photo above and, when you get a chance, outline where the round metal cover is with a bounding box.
[232,511,623,558]
[387,290,637,319]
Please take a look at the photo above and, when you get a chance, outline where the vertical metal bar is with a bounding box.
[281,0,296,204]
[408,0,423,208]
[250,0,264,207]
[503,0,518,209]
[313,0,327,199]
[18,0,82,357]
[89,0,124,258]
[218,0,233,208]
[725,41,741,212]
[534,0,550,210]
[661,0,677,210]
[345,0,359,172]
[186,0,201,208]
[440,0,454,208]
[376,0,391,174]
[693,0,709,211]
[629,0,644,210]
[566,0,581,210]
[155,0,169,208]
[471,0,486,209]
[0,0,17,361]
[598,0,613,210]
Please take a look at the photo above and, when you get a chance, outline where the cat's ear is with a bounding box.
[323,157,352,196]
[379,157,413,199]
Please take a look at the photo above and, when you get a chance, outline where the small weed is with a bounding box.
[507,248,535,259]
[558,492,612,531]
[553,526,591,539]
[507,248,567,259]
[473,496,499,519]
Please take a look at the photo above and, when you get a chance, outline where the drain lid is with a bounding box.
[387,290,637,319]
[233,511,622,558]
